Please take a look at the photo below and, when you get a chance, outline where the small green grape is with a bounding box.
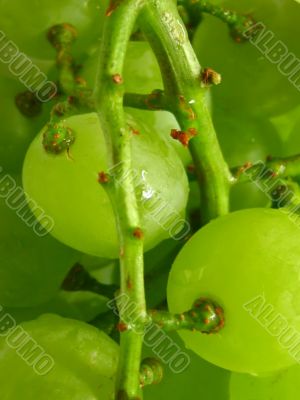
[213,106,282,211]
[0,314,118,399]
[0,175,78,307]
[23,112,189,258]
[193,0,300,117]
[168,208,300,374]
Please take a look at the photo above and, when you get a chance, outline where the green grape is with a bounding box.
[0,0,108,63]
[23,112,189,258]
[212,107,282,210]
[167,208,300,374]
[144,331,230,400]
[230,364,300,400]
[0,314,118,399]
[83,41,193,167]
[0,174,78,307]
[0,77,51,172]
[193,0,300,117]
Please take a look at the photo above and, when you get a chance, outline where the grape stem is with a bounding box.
[124,90,169,111]
[94,0,230,397]
[178,0,256,42]
[94,1,147,399]
[232,154,300,184]
[147,298,224,334]
[139,0,232,223]
[47,23,77,95]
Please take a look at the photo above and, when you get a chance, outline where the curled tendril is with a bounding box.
[140,358,164,388]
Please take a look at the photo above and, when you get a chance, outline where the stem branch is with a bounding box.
[95,1,146,398]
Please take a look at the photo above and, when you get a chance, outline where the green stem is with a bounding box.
[148,297,224,333]
[124,90,169,111]
[178,0,255,42]
[232,155,300,184]
[47,23,77,95]
[94,1,146,399]
[140,0,232,222]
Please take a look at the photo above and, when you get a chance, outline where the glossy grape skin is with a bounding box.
[144,332,230,400]
[167,208,300,374]
[230,365,300,400]
[213,107,282,210]
[0,176,78,307]
[193,0,300,117]
[0,0,108,62]
[23,112,189,258]
[0,314,118,399]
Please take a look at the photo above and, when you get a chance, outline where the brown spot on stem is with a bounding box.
[179,95,196,120]
[201,67,222,86]
[171,128,197,147]
[133,227,144,240]
[112,73,123,84]
[98,171,109,184]
[126,277,133,290]
[117,322,128,332]
[129,125,140,135]
[75,76,87,87]
[106,0,122,17]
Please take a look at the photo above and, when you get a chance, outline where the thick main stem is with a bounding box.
[94,1,146,399]
[140,0,232,222]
